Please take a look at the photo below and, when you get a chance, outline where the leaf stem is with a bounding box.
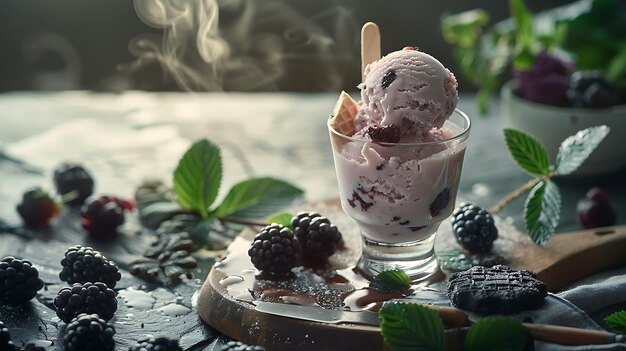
[489,177,541,214]
[219,217,267,227]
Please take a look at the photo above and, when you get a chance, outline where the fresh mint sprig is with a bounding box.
[379,302,445,351]
[369,269,411,293]
[379,303,527,351]
[172,139,303,226]
[492,126,609,244]
[604,311,626,334]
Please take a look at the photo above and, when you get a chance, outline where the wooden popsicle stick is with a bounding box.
[361,22,381,81]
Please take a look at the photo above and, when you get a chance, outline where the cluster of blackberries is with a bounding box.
[16,162,135,239]
[451,203,499,254]
[16,162,94,228]
[248,212,343,275]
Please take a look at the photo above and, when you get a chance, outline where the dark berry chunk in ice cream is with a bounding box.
[430,188,451,217]
[381,70,397,89]
[368,125,401,143]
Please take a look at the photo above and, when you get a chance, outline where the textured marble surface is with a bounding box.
[0,91,625,349]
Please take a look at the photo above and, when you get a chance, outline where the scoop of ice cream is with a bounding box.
[354,48,458,141]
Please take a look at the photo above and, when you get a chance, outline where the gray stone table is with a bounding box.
[0,91,625,350]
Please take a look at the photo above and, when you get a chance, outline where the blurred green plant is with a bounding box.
[441,0,626,113]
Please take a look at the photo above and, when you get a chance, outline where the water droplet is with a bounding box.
[158,303,191,317]
[118,287,156,310]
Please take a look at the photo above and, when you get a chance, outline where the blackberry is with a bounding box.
[291,212,342,262]
[248,224,301,276]
[0,257,44,305]
[63,314,115,351]
[129,336,182,351]
[59,246,121,288]
[54,282,117,323]
[81,196,133,238]
[0,321,16,350]
[53,162,95,207]
[220,341,265,351]
[16,187,60,228]
[451,203,498,254]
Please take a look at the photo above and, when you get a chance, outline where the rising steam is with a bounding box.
[129,0,359,91]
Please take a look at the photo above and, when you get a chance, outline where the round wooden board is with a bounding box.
[197,259,389,351]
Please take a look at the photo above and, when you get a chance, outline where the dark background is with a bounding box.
[0,0,572,92]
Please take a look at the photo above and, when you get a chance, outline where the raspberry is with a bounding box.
[451,203,498,254]
[53,162,95,207]
[16,187,60,228]
[81,196,133,238]
[248,224,301,276]
[291,212,343,262]
[54,282,117,323]
[220,341,265,351]
[0,257,44,306]
[576,187,617,228]
[0,321,16,350]
[63,314,115,351]
[59,246,121,288]
[368,125,401,143]
[130,336,182,351]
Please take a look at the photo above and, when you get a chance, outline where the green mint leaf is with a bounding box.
[436,249,472,272]
[555,126,610,175]
[465,317,527,351]
[173,139,222,218]
[268,212,294,228]
[605,311,626,334]
[212,177,303,219]
[369,269,411,293]
[504,128,551,176]
[524,180,561,245]
[380,302,445,351]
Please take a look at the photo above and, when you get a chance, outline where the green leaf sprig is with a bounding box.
[173,139,304,227]
[604,311,626,334]
[379,302,527,351]
[379,302,446,351]
[491,126,609,244]
[369,269,411,293]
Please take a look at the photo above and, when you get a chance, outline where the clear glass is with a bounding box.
[328,110,471,279]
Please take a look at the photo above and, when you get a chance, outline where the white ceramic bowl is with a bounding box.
[500,81,626,176]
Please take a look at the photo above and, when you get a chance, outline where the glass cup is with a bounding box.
[328,110,471,279]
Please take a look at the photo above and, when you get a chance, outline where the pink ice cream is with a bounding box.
[354,48,459,142]
[329,48,469,244]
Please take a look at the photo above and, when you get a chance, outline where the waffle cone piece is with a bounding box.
[330,91,359,136]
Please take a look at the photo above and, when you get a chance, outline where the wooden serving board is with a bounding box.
[197,199,626,350]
